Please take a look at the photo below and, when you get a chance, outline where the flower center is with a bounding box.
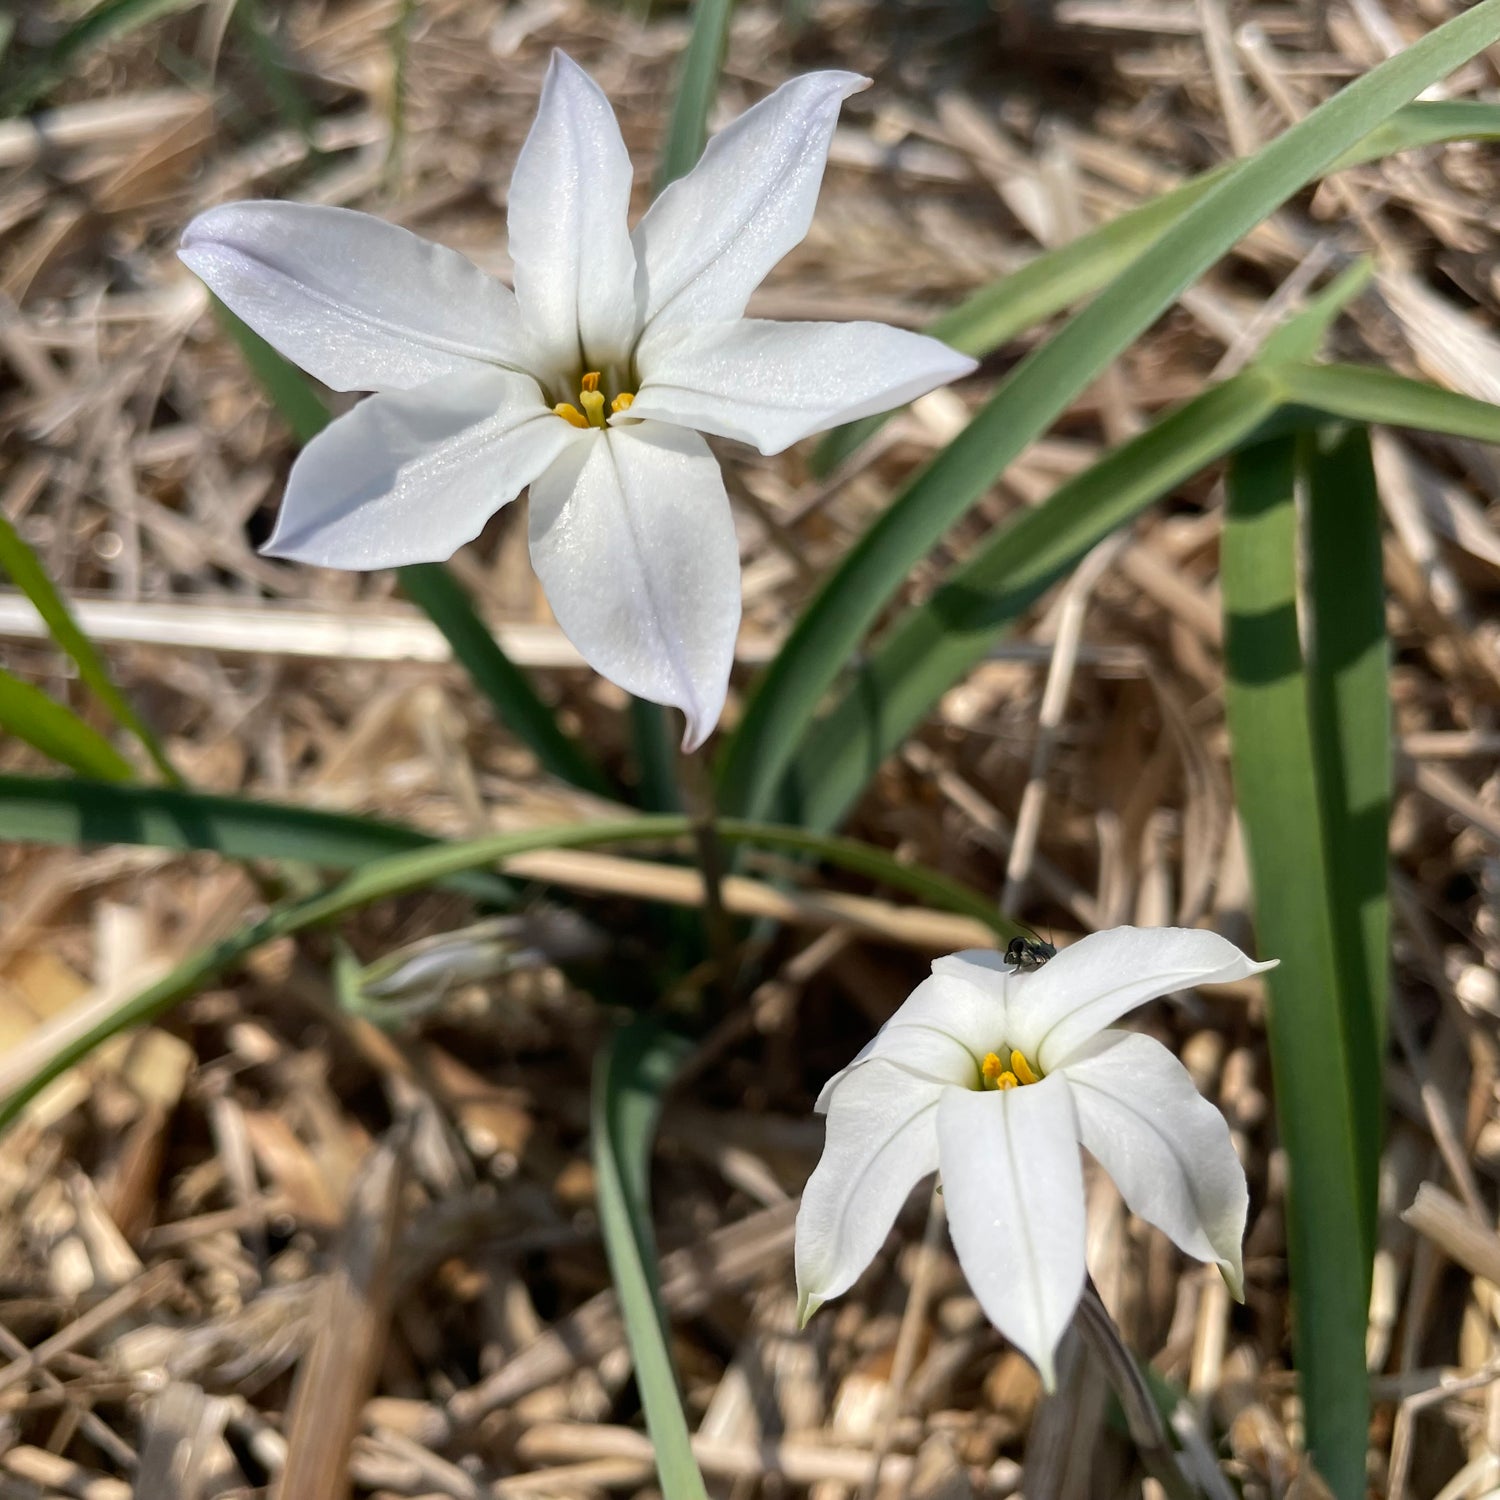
[554,370,635,430]
[980,1049,1041,1091]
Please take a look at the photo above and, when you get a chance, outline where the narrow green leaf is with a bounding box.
[1257,259,1374,365]
[591,1021,708,1500]
[1222,438,1369,1498]
[0,672,135,782]
[783,370,1285,831]
[0,774,1005,937]
[720,0,1500,823]
[0,809,1004,1131]
[397,564,615,798]
[1301,423,1389,1227]
[656,0,736,191]
[0,773,515,904]
[813,100,1500,476]
[629,697,682,812]
[1273,361,1500,440]
[0,514,180,784]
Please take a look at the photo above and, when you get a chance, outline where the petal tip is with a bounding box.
[1220,1261,1246,1302]
[796,1291,823,1328]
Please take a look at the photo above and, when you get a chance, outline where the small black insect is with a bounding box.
[1004,929,1056,971]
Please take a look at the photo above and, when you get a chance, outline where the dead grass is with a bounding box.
[1,0,1499,1494]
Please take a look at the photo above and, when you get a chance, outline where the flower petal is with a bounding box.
[938,1075,1084,1388]
[812,951,1011,1112]
[264,369,569,568]
[1063,1031,1248,1296]
[180,201,535,392]
[795,1059,943,1321]
[507,52,638,384]
[627,319,977,454]
[1006,926,1278,1073]
[632,71,867,336]
[527,422,739,751]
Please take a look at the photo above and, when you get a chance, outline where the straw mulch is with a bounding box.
[1,0,1498,1494]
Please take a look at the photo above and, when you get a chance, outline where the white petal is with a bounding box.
[632,72,867,336]
[1063,1031,1248,1296]
[265,370,569,569]
[180,201,535,392]
[795,1060,943,1321]
[507,52,638,383]
[1007,926,1278,1073]
[527,422,739,751]
[938,1075,1085,1389]
[627,319,977,454]
[811,952,1011,1113]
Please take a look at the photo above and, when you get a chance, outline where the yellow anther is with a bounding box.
[995,1071,1019,1090]
[1010,1050,1039,1086]
[579,388,607,428]
[611,391,635,413]
[554,402,589,429]
[580,371,601,393]
[982,1052,1004,1085]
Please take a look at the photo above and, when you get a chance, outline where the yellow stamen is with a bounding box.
[981,1052,1004,1085]
[580,371,601,393]
[995,1071,1019,1090]
[611,391,635,413]
[579,388,607,428]
[554,402,589,429]
[1010,1050,1039,1086]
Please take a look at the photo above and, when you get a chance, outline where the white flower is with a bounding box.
[794,926,1277,1387]
[178,54,976,750]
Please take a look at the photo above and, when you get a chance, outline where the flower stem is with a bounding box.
[1074,1282,1200,1500]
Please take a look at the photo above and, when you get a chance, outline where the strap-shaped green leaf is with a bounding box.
[0,671,135,782]
[591,1021,706,1500]
[1222,436,1375,1499]
[0,515,179,783]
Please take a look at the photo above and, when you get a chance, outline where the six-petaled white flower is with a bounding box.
[795,926,1277,1387]
[178,53,976,750]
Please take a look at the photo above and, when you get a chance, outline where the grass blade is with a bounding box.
[0,808,1003,1130]
[0,514,181,784]
[0,774,1007,933]
[783,369,1285,830]
[719,0,1500,823]
[0,773,515,903]
[655,0,735,191]
[1257,260,1374,365]
[397,563,615,798]
[1222,437,1371,1496]
[1274,361,1500,438]
[0,672,135,782]
[591,1021,708,1500]
[812,100,1500,475]
[1301,422,1390,1230]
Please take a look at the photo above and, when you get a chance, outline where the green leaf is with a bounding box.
[719,0,1500,824]
[782,370,1286,831]
[0,809,1005,1131]
[812,100,1500,475]
[0,773,515,904]
[0,672,135,782]
[1301,422,1389,1228]
[0,773,1006,938]
[1257,259,1374,365]
[0,514,181,784]
[397,564,615,798]
[1274,361,1500,439]
[1222,437,1372,1499]
[591,1021,708,1500]
[655,0,736,191]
